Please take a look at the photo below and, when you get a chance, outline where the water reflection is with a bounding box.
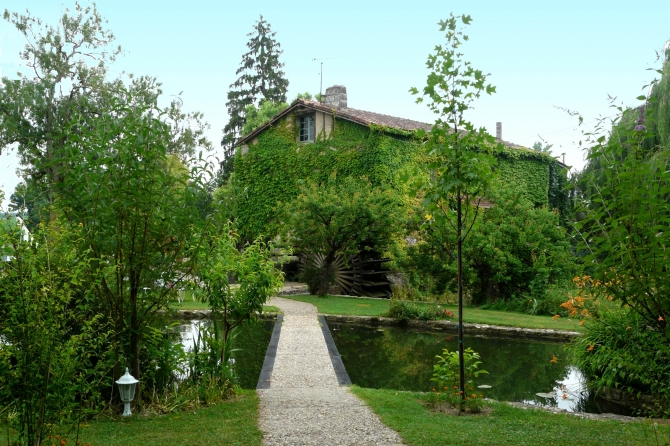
[177,319,274,389]
[328,322,633,415]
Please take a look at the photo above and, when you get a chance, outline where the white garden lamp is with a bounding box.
[116,368,139,416]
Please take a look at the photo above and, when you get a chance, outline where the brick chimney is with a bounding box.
[324,85,347,109]
[496,122,502,140]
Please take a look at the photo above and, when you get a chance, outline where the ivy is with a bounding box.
[230,112,564,240]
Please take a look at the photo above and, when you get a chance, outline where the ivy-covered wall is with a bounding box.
[231,112,563,240]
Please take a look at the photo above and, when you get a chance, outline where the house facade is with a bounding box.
[232,85,568,242]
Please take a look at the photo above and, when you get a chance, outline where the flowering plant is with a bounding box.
[430,347,488,412]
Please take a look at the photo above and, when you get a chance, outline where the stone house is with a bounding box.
[232,85,569,296]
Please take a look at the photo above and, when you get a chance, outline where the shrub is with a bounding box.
[571,306,670,414]
[385,300,434,322]
[430,347,488,413]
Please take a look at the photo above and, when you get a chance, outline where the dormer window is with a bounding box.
[298,114,315,142]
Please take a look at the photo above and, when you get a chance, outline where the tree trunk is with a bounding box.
[130,292,141,380]
[318,251,335,297]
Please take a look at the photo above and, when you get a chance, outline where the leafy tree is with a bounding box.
[241,99,288,136]
[467,184,575,304]
[221,16,289,179]
[194,221,284,363]
[55,85,210,381]
[283,175,405,296]
[0,6,211,219]
[0,217,113,445]
[571,44,670,333]
[532,140,553,154]
[409,13,499,411]
[402,183,576,309]
[0,3,118,220]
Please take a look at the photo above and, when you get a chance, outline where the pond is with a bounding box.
[328,322,634,416]
[177,318,274,389]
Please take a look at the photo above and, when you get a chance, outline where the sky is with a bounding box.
[1,0,669,209]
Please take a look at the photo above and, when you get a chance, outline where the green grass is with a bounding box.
[4,391,262,446]
[171,298,280,314]
[351,387,670,446]
[284,294,583,331]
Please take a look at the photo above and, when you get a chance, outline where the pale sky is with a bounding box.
[1,0,669,209]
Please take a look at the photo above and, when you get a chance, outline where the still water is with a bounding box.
[177,318,274,389]
[328,322,633,415]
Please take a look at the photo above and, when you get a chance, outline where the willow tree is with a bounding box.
[410,14,499,412]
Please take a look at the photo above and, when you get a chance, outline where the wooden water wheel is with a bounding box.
[301,251,393,298]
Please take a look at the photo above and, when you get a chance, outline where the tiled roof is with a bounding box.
[309,101,433,132]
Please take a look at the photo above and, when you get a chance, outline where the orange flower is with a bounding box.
[552,314,560,320]
[587,345,595,352]
[550,355,558,363]
[579,320,585,326]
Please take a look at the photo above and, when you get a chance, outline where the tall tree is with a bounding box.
[55,84,210,381]
[220,16,289,180]
[0,5,211,213]
[410,14,499,413]
[0,3,118,220]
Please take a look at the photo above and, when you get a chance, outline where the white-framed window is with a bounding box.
[298,114,315,142]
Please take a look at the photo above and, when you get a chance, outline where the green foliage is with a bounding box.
[408,12,499,317]
[241,99,288,136]
[0,3,119,207]
[55,83,210,380]
[399,183,576,311]
[0,221,113,445]
[467,184,577,304]
[430,347,488,412]
[532,140,553,154]
[232,118,421,242]
[8,181,49,233]
[194,221,284,360]
[385,299,435,322]
[574,99,670,331]
[282,175,405,296]
[221,15,289,177]
[572,307,670,413]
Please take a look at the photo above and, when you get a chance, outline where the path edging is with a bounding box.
[318,315,352,386]
[257,314,283,390]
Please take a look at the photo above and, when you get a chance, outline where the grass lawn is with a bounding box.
[4,390,263,446]
[172,298,280,314]
[284,294,583,332]
[351,387,670,446]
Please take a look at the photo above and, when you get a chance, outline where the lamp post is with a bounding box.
[116,368,139,416]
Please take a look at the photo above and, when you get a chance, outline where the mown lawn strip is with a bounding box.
[285,294,583,331]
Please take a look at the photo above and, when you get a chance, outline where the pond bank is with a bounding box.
[323,314,581,342]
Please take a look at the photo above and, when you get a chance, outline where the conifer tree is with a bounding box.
[220,16,289,181]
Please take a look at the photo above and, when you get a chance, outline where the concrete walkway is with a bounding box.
[258,297,403,446]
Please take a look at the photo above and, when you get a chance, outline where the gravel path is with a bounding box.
[258,297,403,446]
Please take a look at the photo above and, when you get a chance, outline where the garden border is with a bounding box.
[322,315,581,342]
